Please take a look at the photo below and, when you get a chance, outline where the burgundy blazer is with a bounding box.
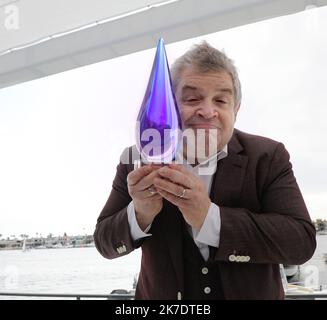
[94,129,316,300]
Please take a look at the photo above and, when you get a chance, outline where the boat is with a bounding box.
[52,243,63,248]
[283,265,300,278]
[21,238,30,252]
[22,238,26,251]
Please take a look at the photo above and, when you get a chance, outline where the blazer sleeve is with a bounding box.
[217,143,316,265]
[93,159,144,259]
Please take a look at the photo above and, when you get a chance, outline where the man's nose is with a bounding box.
[196,100,218,119]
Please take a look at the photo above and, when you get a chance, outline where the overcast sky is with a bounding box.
[1,6,327,238]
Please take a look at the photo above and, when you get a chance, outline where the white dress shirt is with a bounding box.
[127,145,228,261]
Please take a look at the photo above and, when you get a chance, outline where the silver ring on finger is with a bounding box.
[178,188,187,199]
[148,185,157,195]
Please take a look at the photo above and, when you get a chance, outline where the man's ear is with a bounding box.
[234,102,241,121]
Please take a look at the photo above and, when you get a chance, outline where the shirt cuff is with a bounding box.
[127,201,152,241]
[195,202,221,248]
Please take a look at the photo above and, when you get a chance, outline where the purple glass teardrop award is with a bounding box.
[135,38,182,167]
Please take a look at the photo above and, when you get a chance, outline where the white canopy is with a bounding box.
[0,0,326,89]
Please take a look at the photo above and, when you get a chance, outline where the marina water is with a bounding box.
[1,235,326,299]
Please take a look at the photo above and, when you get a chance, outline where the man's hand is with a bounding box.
[153,164,211,230]
[127,164,163,231]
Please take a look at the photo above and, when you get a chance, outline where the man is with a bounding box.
[94,42,316,300]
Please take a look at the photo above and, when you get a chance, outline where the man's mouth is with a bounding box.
[186,124,221,130]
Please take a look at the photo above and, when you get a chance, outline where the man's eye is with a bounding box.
[185,98,199,102]
[216,100,227,104]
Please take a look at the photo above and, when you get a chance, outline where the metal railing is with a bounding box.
[0,292,134,300]
[1,292,327,300]
[285,293,327,300]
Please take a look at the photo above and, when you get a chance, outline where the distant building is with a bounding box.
[0,234,95,250]
[314,219,327,232]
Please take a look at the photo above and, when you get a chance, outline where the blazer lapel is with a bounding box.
[212,131,248,207]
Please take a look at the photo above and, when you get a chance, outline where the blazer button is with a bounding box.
[204,287,211,294]
[116,245,127,254]
[202,267,209,275]
[229,254,236,262]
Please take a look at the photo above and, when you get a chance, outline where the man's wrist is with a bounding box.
[127,202,153,241]
[135,211,153,232]
[195,202,221,248]
[194,199,211,230]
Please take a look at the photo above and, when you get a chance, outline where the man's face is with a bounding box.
[175,68,240,162]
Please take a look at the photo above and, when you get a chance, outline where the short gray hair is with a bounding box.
[170,41,242,105]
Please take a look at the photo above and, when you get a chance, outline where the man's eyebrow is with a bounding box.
[181,85,233,95]
[181,85,198,92]
[217,88,233,95]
